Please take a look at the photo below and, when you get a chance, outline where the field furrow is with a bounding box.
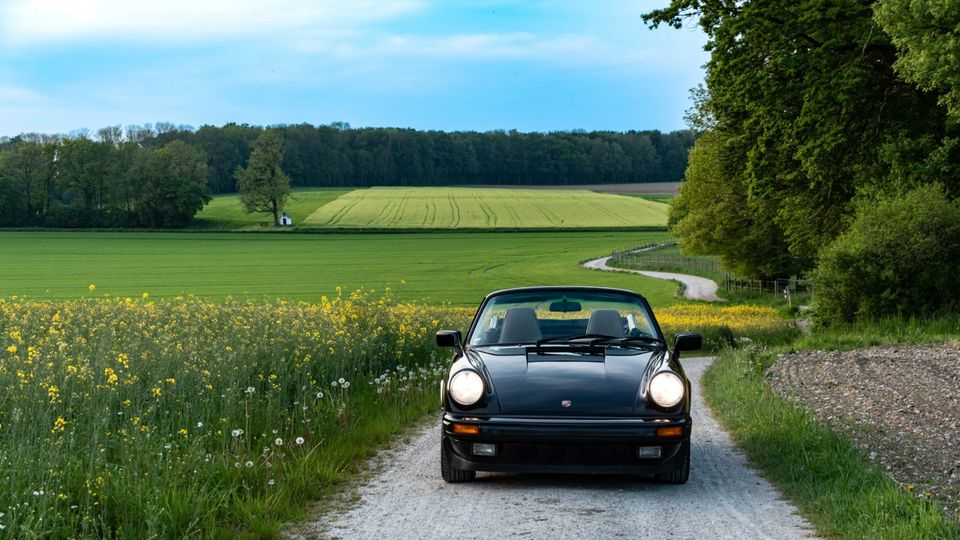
[301,187,669,229]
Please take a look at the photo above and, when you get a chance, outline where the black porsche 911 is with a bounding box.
[435,286,701,484]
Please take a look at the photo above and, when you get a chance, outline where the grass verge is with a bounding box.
[702,320,960,539]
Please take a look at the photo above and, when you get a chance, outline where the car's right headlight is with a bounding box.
[649,371,684,408]
[448,370,484,406]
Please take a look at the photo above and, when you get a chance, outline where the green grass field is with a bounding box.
[0,231,678,306]
[194,188,350,229]
[303,187,669,228]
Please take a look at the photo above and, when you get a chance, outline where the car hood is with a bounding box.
[473,347,664,416]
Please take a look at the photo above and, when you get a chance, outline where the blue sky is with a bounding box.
[0,1,707,137]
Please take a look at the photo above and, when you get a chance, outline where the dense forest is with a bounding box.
[0,124,694,228]
[646,0,960,323]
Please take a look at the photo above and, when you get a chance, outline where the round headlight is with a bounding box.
[649,371,684,408]
[449,370,484,406]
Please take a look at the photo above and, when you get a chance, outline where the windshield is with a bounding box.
[468,290,660,346]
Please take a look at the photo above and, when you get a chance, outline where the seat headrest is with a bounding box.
[586,309,624,338]
[499,307,542,343]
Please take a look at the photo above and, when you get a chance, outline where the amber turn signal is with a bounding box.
[452,423,479,435]
[656,426,683,437]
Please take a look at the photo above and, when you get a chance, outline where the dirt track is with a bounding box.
[582,255,723,302]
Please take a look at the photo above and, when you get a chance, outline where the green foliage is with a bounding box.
[236,130,291,225]
[669,132,801,278]
[811,184,960,324]
[876,0,960,122]
[133,141,211,228]
[645,0,959,278]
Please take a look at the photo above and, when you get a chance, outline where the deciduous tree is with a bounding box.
[235,129,291,225]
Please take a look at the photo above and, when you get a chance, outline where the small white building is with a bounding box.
[279,211,293,226]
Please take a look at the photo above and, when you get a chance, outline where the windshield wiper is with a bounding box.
[534,333,617,346]
[589,335,663,347]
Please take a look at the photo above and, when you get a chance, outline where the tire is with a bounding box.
[655,439,690,484]
[440,437,476,483]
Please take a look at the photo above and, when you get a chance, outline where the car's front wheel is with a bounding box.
[655,439,690,484]
[440,437,476,483]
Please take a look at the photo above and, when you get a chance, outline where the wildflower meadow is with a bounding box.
[656,304,799,348]
[0,289,471,537]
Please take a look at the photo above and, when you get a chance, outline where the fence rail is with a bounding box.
[610,245,808,296]
[723,275,808,295]
[615,254,722,272]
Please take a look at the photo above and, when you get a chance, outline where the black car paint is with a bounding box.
[438,286,697,478]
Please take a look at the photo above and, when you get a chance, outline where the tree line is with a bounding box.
[645,0,960,324]
[0,124,694,227]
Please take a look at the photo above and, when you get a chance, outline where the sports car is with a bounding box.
[436,286,701,483]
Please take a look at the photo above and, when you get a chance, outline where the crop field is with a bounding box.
[0,231,678,307]
[194,188,350,229]
[303,187,669,228]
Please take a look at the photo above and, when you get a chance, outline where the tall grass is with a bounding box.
[0,290,471,537]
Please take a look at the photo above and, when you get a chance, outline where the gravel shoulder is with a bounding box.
[582,255,723,302]
[767,343,960,518]
[286,357,814,539]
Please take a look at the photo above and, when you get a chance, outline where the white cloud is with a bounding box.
[293,31,693,71]
[0,0,425,45]
[0,83,46,102]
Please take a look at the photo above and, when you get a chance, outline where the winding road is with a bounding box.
[286,357,815,539]
[582,254,723,302]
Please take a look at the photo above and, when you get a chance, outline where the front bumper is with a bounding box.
[442,413,690,475]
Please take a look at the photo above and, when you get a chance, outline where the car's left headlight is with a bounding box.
[449,370,484,406]
[649,371,684,408]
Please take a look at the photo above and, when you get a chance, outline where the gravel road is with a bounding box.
[582,255,723,302]
[287,357,815,539]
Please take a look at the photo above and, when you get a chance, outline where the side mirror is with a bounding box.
[436,330,464,354]
[673,333,702,353]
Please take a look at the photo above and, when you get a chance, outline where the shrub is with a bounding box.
[811,184,960,324]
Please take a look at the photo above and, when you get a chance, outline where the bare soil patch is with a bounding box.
[767,343,960,517]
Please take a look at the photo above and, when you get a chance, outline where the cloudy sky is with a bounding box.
[0,1,707,136]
